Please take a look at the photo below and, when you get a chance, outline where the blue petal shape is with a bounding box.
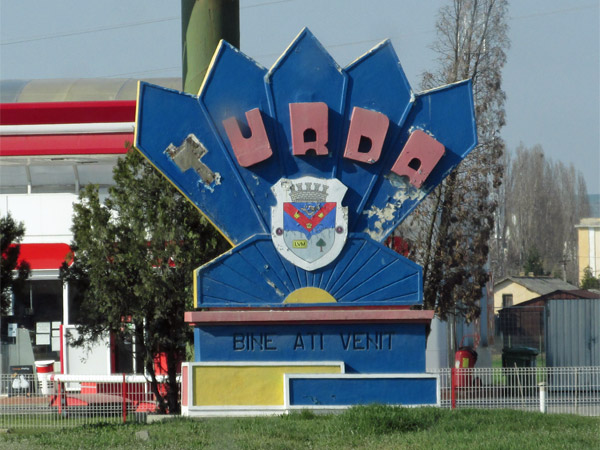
[201,42,281,225]
[266,28,348,178]
[338,40,413,230]
[135,83,268,244]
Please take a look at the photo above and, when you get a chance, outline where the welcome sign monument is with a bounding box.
[134,29,477,415]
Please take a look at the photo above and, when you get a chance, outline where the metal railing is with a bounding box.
[0,373,174,428]
[0,367,598,428]
[433,367,600,416]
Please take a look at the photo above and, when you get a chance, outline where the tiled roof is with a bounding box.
[495,276,578,295]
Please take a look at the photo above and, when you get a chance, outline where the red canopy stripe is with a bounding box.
[11,243,73,270]
[0,101,136,126]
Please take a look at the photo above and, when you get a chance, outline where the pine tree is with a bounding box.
[60,148,228,413]
[581,267,600,290]
[1,214,30,314]
[523,247,545,276]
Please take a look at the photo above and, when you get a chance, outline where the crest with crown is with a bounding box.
[289,182,329,203]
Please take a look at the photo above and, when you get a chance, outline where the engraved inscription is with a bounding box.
[232,333,277,351]
[340,332,394,351]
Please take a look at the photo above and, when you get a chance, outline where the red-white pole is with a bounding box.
[122,374,127,423]
[451,367,457,409]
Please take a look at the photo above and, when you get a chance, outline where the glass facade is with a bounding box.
[7,280,63,362]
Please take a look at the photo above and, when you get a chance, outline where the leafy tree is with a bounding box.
[1,214,30,315]
[60,148,228,413]
[398,0,509,322]
[580,267,600,290]
[523,246,545,276]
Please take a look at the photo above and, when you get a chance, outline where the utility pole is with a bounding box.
[560,257,568,282]
[181,0,240,95]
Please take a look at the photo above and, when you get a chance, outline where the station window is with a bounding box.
[10,280,63,362]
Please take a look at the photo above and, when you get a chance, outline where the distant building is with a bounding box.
[576,218,600,282]
[493,276,578,312]
[0,78,179,375]
[499,289,600,367]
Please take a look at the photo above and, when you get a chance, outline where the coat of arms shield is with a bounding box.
[271,176,348,271]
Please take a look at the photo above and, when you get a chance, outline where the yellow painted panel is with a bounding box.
[193,364,342,406]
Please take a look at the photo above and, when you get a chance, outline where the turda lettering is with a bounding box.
[222,102,446,189]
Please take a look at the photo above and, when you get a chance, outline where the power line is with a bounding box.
[2,2,596,49]
[252,29,434,61]
[511,3,598,21]
[0,0,296,46]
[241,0,295,9]
[1,16,179,46]
[99,0,598,78]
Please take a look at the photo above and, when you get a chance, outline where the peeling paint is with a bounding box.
[265,278,285,298]
[408,126,435,139]
[165,133,222,193]
[363,176,425,241]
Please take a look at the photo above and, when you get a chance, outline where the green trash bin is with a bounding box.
[502,347,539,391]
[502,346,539,368]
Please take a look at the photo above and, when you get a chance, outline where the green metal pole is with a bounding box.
[181,0,240,95]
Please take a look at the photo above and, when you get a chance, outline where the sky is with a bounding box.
[1,0,598,194]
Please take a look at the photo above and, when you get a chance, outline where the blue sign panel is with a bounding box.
[194,323,426,374]
[287,376,438,407]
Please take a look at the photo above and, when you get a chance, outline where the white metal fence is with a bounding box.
[0,373,173,428]
[434,367,600,416]
[1,367,598,428]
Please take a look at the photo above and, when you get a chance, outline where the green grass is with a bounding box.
[0,406,598,449]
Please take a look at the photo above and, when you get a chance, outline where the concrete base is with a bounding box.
[183,307,436,415]
[180,361,439,417]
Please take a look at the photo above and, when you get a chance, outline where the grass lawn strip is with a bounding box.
[0,406,597,449]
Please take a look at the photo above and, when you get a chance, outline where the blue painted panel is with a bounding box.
[200,42,280,228]
[194,323,426,373]
[356,80,477,240]
[266,28,348,178]
[288,376,437,406]
[338,41,413,230]
[197,234,422,307]
[135,82,268,244]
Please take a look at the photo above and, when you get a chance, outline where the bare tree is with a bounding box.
[502,144,590,283]
[398,0,509,322]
